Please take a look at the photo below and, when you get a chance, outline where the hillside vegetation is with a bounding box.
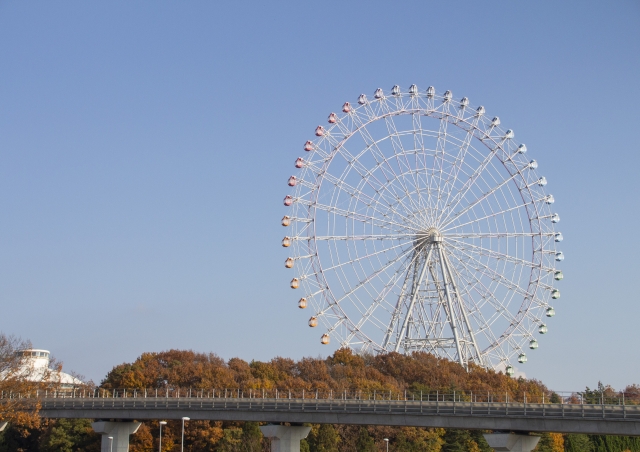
[1,348,639,452]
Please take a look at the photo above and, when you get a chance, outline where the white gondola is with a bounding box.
[555,251,564,261]
[281,215,291,227]
[505,365,514,376]
[528,160,538,169]
[460,97,469,107]
[283,195,293,206]
[545,308,555,318]
[537,176,547,186]
[554,270,563,281]
[295,158,304,168]
[545,195,555,204]
[426,86,435,97]
[342,102,352,113]
[315,126,325,136]
[554,232,563,242]
[321,334,330,344]
[517,144,527,153]
[551,213,560,223]
[358,94,367,105]
[288,176,297,187]
[328,113,337,124]
[290,278,300,289]
[518,353,527,363]
[505,129,514,139]
[308,316,318,327]
[476,105,485,116]
[491,116,500,126]
[391,85,401,96]
[285,257,294,268]
[443,90,452,102]
[529,339,539,350]
[374,88,384,99]
[304,141,313,152]
[282,237,291,247]
[551,289,560,299]
[409,84,418,95]
[298,298,307,309]
[539,323,549,333]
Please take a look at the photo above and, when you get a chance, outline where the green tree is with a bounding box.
[441,429,476,452]
[217,427,243,452]
[308,424,339,452]
[355,427,376,452]
[564,434,593,452]
[241,422,263,452]
[38,418,99,452]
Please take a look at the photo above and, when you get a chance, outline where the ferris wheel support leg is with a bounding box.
[382,261,412,350]
[442,250,484,367]
[436,242,466,369]
[394,247,433,353]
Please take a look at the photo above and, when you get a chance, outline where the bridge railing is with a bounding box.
[3,387,639,407]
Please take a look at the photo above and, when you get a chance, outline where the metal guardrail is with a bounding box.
[36,397,640,421]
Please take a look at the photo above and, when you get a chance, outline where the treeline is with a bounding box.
[0,348,639,451]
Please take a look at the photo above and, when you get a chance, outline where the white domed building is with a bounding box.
[19,349,83,388]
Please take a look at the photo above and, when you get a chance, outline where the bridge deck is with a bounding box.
[34,397,640,436]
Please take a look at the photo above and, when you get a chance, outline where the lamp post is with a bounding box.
[108,436,113,452]
[159,421,167,452]
[181,417,190,452]
[384,438,389,452]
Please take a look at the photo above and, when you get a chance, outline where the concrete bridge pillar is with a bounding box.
[483,433,540,452]
[260,424,312,452]
[92,421,141,452]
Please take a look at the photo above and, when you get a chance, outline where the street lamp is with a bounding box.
[159,421,167,452]
[384,438,389,452]
[108,436,114,452]
[181,417,190,452]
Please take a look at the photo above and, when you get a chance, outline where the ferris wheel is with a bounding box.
[281,85,563,373]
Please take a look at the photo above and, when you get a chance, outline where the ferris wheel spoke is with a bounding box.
[345,252,418,347]
[321,133,421,222]
[443,261,504,359]
[446,232,552,239]
[350,112,425,220]
[442,199,533,232]
[436,138,510,227]
[299,200,410,231]
[447,253,531,344]
[444,238,552,272]
[439,169,521,229]
[446,260,511,354]
[311,169,424,231]
[445,241,537,302]
[379,101,426,219]
[435,116,482,225]
[313,234,414,241]
[317,240,421,317]
[321,240,412,273]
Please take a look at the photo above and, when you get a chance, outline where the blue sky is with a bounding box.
[1,1,639,390]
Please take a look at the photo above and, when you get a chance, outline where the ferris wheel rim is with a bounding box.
[285,85,561,370]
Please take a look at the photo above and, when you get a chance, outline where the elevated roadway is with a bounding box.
[36,394,640,436]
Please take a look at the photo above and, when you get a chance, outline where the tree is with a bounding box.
[241,422,263,452]
[564,434,593,452]
[307,424,339,452]
[0,333,62,431]
[38,418,99,452]
[355,427,376,452]
[534,433,564,452]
